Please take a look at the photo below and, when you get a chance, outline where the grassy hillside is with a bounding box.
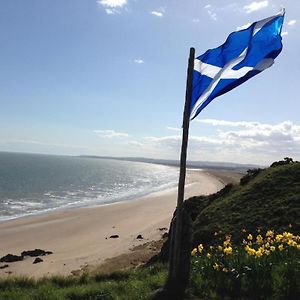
[186,160,300,247]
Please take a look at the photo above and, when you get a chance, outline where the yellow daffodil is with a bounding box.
[247,234,253,241]
[255,249,263,257]
[223,236,231,247]
[224,246,233,255]
[275,234,283,242]
[287,240,297,247]
[207,253,211,259]
[245,246,256,256]
[256,234,263,244]
[213,262,220,270]
[270,246,276,252]
[198,244,204,253]
[278,244,284,251]
[222,267,228,272]
[191,248,197,256]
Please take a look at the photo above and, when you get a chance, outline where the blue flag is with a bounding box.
[190,10,285,120]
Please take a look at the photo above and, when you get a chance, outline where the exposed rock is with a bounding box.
[0,254,23,263]
[0,264,9,269]
[158,227,168,231]
[162,232,168,239]
[5,271,12,275]
[109,235,119,239]
[33,257,43,264]
[136,234,144,239]
[21,249,53,257]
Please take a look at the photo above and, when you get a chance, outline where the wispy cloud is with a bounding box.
[243,1,268,13]
[204,4,217,21]
[134,59,144,64]
[281,31,288,36]
[127,140,144,147]
[151,8,165,17]
[197,119,262,128]
[104,8,118,15]
[97,0,127,7]
[93,130,130,138]
[288,20,297,26]
[166,126,181,132]
[97,0,127,15]
[236,23,251,31]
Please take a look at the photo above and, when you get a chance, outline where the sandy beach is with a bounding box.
[0,169,224,278]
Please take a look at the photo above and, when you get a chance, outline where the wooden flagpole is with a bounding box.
[168,47,195,289]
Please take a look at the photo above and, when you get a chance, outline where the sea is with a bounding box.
[0,152,178,222]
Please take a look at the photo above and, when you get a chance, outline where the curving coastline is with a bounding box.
[0,169,225,278]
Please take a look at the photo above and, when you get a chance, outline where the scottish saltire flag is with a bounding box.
[190,10,285,120]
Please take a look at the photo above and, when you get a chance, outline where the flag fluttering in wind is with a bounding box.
[190,10,285,120]
[167,11,285,292]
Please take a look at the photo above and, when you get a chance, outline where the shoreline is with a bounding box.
[0,166,179,225]
[0,169,226,278]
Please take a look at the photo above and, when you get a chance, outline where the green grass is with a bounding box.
[0,264,168,300]
[186,162,300,246]
[1,244,299,300]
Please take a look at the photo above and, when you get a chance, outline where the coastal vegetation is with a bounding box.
[0,159,299,299]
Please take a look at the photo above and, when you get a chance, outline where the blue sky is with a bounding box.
[0,0,299,165]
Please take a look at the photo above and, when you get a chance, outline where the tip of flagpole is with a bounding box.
[279,7,285,16]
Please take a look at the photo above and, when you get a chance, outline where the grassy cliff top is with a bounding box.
[185,160,300,246]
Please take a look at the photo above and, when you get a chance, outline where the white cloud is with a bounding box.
[198,119,300,152]
[236,23,251,31]
[97,0,127,14]
[208,10,217,21]
[97,0,127,8]
[166,126,181,132]
[281,31,288,36]
[204,4,217,21]
[197,119,261,128]
[243,1,268,13]
[127,140,144,147]
[105,8,117,15]
[151,11,164,17]
[93,130,130,138]
[288,20,297,26]
[134,59,144,64]
[145,120,300,164]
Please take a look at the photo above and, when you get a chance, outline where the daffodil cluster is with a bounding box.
[243,230,300,257]
[191,228,300,274]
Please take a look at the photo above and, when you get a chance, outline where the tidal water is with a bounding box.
[0,152,178,221]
